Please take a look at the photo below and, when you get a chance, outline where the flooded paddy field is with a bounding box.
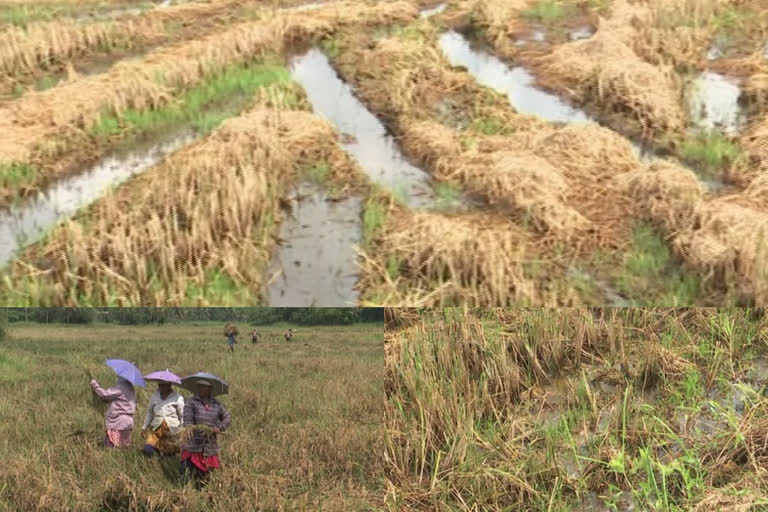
[385,307,768,511]
[1,0,767,305]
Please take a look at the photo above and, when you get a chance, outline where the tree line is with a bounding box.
[3,308,383,326]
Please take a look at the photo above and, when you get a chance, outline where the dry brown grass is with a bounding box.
[618,159,705,233]
[673,200,768,304]
[539,23,686,142]
[730,115,768,186]
[360,208,541,306]
[0,93,349,305]
[0,18,162,76]
[0,0,415,172]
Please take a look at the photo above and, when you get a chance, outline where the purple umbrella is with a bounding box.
[105,359,146,388]
[144,369,182,385]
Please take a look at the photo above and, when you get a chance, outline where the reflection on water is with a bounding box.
[0,131,195,268]
[420,3,446,18]
[688,71,744,135]
[438,31,591,124]
[267,182,361,306]
[290,48,435,207]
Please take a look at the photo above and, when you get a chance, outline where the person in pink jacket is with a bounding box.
[89,374,137,448]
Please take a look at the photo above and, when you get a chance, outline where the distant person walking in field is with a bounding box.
[88,359,145,449]
[284,328,295,342]
[224,322,239,353]
[251,329,260,344]
[179,375,231,489]
[141,370,184,457]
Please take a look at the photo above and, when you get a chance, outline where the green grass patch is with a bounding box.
[320,38,341,58]
[469,116,510,136]
[433,181,462,211]
[362,195,387,247]
[303,161,331,184]
[618,222,700,306]
[89,63,291,139]
[184,268,259,306]
[681,132,740,177]
[522,0,568,23]
[0,161,38,191]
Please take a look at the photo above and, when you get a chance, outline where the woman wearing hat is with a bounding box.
[141,370,185,457]
[180,378,231,488]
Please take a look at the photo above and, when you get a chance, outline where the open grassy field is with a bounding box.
[1,0,766,306]
[384,307,768,511]
[0,321,384,511]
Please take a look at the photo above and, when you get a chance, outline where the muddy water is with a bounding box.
[290,48,435,207]
[420,3,447,18]
[266,182,361,306]
[439,31,591,124]
[0,131,194,269]
[687,71,745,135]
[569,26,593,41]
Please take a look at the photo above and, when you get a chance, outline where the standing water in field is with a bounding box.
[290,48,434,207]
[569,26,593,41]
[687,72,745,135]
[438,31,591,124]
[266,182,361,306]
[0,131,195,269]
[420,3,447,18]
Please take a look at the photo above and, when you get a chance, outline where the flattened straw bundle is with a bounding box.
[617,159,704,232]
[447,150,591,236]
[381,211,537,305]
[673,201,768,304]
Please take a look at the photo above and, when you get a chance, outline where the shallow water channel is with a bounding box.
[266,182,361,306]
[439,30,591,124]
[0,130,195,269]
[265,48,449,306]
[687,71,745,136]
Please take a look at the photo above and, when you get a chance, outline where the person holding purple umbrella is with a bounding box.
[88,359,145,449]
[141,369,185,457]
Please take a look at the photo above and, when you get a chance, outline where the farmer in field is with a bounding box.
[88,359,145,449]
[179,375,231,489]
[251,328,260,344]
[224,322,239,353]
[141,370,185,457]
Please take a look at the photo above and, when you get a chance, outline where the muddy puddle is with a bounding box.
[420,3,447,18]
[687,71,745,136]
[290,48,436,208]
[74,0,173,22]
[569,26,593,41]
[439,31,591,123]
[266,182,361,306]
[0,130,195,269]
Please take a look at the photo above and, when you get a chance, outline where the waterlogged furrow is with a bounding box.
[0,129,195,268]
[0,100,346,305]
[266,181,362,306]
[0,0,418,205]
[290,48,434,208]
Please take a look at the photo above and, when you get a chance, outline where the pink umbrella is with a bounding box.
[144,369,182,385]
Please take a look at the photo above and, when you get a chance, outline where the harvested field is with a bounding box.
[1,0,766,305]
[0,317,384,511]
[385,307,768,511]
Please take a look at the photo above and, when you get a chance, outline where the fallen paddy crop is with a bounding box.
[325,11,726,305]
[385,307,768,511]
[0,0,415,206]
[0,80,366,305]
